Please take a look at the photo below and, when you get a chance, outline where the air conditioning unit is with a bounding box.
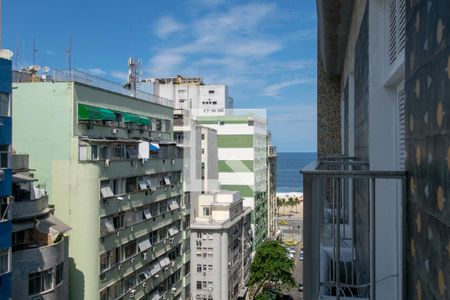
[112,128,118,134]
[143,252,148,260]
[130,226,134,231]
[171,287,177,294]
[154,274,159,278]
[171,261,175,267]
[169,238,174,243]
[116,231,120,237]
[117,264,122,270]
[142,282,147,288]
[131,258,135,263]
[105,159,110,167]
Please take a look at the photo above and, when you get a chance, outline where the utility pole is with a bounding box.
[66,33,72,74]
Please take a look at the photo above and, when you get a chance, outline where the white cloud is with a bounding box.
[263,78,316,98]
[154,16,184,39]
[148,53,185,76]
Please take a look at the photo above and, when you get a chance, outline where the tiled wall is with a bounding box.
[317,52,341,157]
[405,0,450,299]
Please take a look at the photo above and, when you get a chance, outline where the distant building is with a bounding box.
[10,154,70,299]
[0,51,13,300]
[304,1,450,299]
[196,115,268,250]
[153,76,233,116]
[266,133,277,239]
[190,191,251,300]
[13,70,187,300]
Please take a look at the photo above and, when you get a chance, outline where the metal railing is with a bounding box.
[14,69,174,108]
[301,157,406,299]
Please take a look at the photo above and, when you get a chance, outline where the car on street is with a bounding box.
[298,283,304,292]
[299,250,304,260]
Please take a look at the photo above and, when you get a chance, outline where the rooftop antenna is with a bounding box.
[32,37,37,67]
[15,41,20,70]
[124,57,141,96]
[65,33,72,75]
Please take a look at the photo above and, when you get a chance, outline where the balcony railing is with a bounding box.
[301,157,406,300]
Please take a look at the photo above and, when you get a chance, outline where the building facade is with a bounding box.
[304,0,450,299]
[196,115,268,250]
[153,76,233,116]
[266,133,277,240]
[0,52,13,300]
[190,191,251,300]
[11,154,70,299]
[12,71,187,300]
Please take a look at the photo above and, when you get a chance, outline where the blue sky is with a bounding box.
[3,0,317,152]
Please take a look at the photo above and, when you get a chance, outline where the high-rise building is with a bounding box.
[304,1,450,299]
[0,51,13,300]
[190,191,251,300]
[266,133,277,239]
[11,154,71,299]
[153,76,233,116]
[12,70,188,300]
[196,115,268,249]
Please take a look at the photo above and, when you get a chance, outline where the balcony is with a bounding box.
[302,157,405,300]
[11,195,49,220]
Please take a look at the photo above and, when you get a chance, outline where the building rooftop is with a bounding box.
[13,69,174,108]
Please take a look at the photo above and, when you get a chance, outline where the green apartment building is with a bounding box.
[196,115,268,249]
[12,71,190,300]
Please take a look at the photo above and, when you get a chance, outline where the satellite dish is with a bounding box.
[43,66,50,73]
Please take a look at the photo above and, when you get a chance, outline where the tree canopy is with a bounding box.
[249,240,296,298]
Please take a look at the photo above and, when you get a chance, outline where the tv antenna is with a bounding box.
[32,37,37,67]
[66,33,72,74]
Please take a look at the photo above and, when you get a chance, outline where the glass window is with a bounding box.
[0,93,10,117]
[126,177,137,193]
[203,207,210,216]
[91,145,99,160]
[0,250,9,274]
[0,145,9,168]
[113,213,124,230]
[196,281,202,290]
[100,252,109,272]
[123,241,136,259]
[55,263,63,285]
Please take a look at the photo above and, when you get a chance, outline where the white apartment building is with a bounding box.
[153,76,233,116]
[190,191,252,300]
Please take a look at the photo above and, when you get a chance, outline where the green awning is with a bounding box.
[78,104,115,121]
[123,112,140,123]
[136,115,151,126]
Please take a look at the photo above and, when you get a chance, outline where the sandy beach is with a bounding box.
[276,192,303,200]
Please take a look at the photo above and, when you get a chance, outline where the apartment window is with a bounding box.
[100,180,114,198]
[111,247,121,265]
[112,178,125,195]
[208,265,213,272]
[100,252,110,272]
[208,90,215,94]
[125,177,137,193]
[149,230,158,245]
[196,281,202,290]
[197,232,202,239]
[123,241,137,259]
[100,145,110,160]
[159,200,168,214]
[91,145,99,160]
[201,134,205,140]
[201,148,205,154]
[0,93,9,116]
[184,262,190,276]
[248,120,254,126]
[0,249,9,275]
[159,227,168,240]
[113,213,125,230]
[79,144,88,160]
[156,119,162,131]
[196,264,202,273]
[55,263,63,285]
[207,248,213,257]
[212,101,217,105]
[0,145,9,168]
[115,113,123,127]
[111,145,126,160]
[203,207,210,216]
[29,269,53,295]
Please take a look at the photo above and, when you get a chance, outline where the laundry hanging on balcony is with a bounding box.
[150,143,160,153]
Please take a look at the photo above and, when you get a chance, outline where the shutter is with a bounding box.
[398,88,406,170]
[388,0,397,64]
[388,0,406,65]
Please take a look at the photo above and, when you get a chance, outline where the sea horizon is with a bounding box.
[276,151,317,193]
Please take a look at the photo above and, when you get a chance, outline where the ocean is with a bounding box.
[276,152,317,193]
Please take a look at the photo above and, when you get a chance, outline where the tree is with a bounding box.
[294,197,300,213]
[249,240,296,298]
[287,197,294,213]
[276,197,283,215]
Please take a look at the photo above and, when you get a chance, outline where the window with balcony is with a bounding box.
[113,213,125,230]
[125,177,137,193]
[123,241,137,259]
[100,252,110,272]
[28,263,63,296]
